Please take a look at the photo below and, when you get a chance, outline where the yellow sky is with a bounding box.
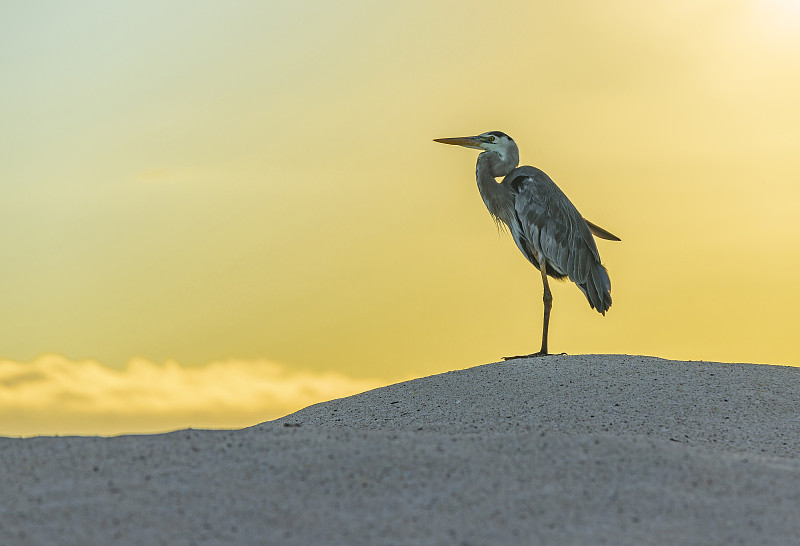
[2,1,800,435]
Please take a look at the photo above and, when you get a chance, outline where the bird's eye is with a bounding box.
[487,136,495,142]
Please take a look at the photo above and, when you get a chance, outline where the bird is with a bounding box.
[434,131,620,358]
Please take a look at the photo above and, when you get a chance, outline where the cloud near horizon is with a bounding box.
[0,355,386,437]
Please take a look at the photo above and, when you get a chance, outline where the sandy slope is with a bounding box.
[2,355,799,544]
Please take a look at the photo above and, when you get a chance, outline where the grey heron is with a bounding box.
[434,131,620,358]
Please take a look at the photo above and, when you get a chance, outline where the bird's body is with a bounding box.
[434,131,619,357]
[505,165,613,313]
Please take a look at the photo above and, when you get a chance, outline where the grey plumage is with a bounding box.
[434,131,619,357]
[509,166,612,314]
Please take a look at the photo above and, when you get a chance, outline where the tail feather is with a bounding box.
[578,263,612,315]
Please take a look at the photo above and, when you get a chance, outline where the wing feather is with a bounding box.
[584,219,621,241]
[505,167,612,314]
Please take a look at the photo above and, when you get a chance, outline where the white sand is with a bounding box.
[2,355,799,544]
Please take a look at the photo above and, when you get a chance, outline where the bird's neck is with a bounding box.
[476,153,517,229]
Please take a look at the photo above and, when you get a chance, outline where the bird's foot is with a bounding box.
[502,351,565,361]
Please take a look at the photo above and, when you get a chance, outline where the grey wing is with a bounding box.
[584,218,621,241]
[509,169,612,314]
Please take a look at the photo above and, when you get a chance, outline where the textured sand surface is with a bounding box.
[2,355,799,544]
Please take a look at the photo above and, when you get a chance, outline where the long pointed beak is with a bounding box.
[433,136,484,150]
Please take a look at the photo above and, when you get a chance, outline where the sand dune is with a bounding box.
[2,355,799,544]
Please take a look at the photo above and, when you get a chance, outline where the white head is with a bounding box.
[434,130,520,177]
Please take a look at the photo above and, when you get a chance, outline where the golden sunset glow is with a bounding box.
[0,355,383,436]
[2,1,799,436]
